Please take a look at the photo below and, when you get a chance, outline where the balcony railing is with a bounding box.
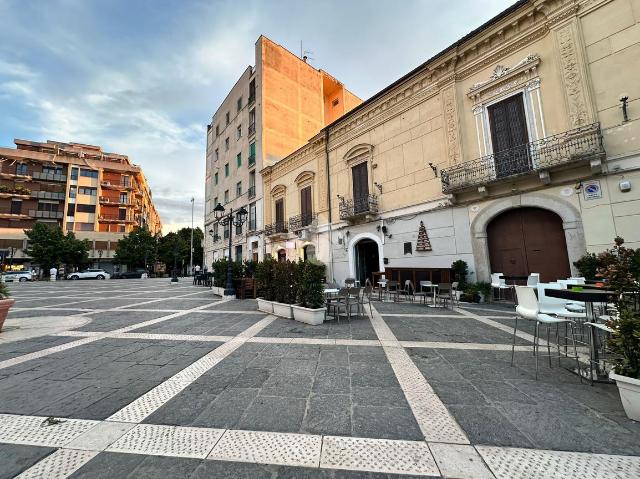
[289,213,317,231]
[33,171,67,182]
[264,221,288,237]
[248,154,256,167]
[440,123,605,194]
[29,210,63,219]
[248,123,256,136]
[98,214,134,222]
[247,185,256,199]
[339,195,379,220]
[99,196,132,205]
[31,191,64,200]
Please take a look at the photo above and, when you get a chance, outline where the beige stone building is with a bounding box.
[262,0,640,285]
[204,36,360,266]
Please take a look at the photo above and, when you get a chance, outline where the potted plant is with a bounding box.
[608,308,640,420]
[271,260,295,318]
[255,257,276,313]
[0,281,14,332]
[451,260,469,297]
[292,260,326,325]
[475,281,492,303]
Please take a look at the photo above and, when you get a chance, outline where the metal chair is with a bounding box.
[415,280,431,304]
[512,285,582,381]
[436,283,452,308]
[359,285,374,317]
[385,280,399,302]
[398,280,415,302]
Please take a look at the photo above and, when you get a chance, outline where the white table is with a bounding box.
[324,288,339,295]
[420,283,439,307]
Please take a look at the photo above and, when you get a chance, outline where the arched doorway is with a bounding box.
[487,207,570,282]
[277,249,286,262]
[303,244,316,261]
[354,239,379,285]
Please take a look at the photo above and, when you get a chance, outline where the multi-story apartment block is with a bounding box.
[204,36,361,266]
[0,139,162,272]
[262,0,640,285]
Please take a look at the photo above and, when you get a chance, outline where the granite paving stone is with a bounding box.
[0,443,56,479]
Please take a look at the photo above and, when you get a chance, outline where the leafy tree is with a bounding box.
[176,227,204,268]
[24,223,90,274]
[114,227,158,268]
[157,232,188,270]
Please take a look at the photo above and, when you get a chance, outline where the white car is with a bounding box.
[1,271,33,282]
[67,269,110,280]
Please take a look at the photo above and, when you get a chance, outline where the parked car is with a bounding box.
[67,269,110,280]
[1,270,33,282]
[112,269,147,279]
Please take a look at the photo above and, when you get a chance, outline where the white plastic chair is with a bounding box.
[536,283,586,320]
[491,272,510,300]
[512,286,581,380]
[527,273,540,287]
[569,277,586,285]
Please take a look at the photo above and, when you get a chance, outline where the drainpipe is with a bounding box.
[324,129,335,282]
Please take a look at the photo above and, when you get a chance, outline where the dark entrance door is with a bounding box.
[488,93,531,178]
[277,249,286,262]
[352,163,369,214]
[354,239,379,285]
[487,207,571,282]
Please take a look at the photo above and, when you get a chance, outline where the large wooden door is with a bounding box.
[488,94,531,178]
[275,199,284,229]
[352,163,369,214]
[300,186,312,226]
[487,207,570,282]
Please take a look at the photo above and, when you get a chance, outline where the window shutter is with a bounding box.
[352,163,369,200]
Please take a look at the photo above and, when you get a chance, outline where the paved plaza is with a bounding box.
[0,280,639,478]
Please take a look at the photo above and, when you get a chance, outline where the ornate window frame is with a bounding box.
[468,54,546,158]
[270,184,286,224]
[295,171,315,215]
[343,143,374,197]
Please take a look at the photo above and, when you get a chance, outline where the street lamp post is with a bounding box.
[213,202,247,296]
[171,238,179,283]
[190,197,194,275]
[97,249,103,269]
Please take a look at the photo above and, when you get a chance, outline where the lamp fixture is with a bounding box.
[428,162,438,177]
[374,182,383,194]
[620,94,629,122]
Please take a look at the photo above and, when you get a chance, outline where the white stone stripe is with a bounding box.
[106,316,275,423]
[15,449,98,479]
[381,313,464,317]
[476,446,640,479]
[2,413,639,478]
[455,307,545,346]
[0,298,230,371]
[369,305,469,444]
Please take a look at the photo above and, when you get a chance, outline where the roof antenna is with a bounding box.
[300,40,313,63]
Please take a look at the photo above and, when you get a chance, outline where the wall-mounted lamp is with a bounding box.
[374,182,383,194]
[336,194,343,201]
[428,162,438,177]
[620,95,629,123]
[574,181,583,192]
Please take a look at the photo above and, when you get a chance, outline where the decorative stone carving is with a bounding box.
[442,86,460,164]
[526,78,541,91]
[556,24,589,127]
[469,54,540,92]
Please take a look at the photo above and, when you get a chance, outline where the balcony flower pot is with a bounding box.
[0,298,15,332]
[272,301,293,319]
[610,372,640,421]
[291,304,325,325]
[256,298,273,314]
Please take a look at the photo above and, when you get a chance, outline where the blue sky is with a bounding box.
[0,0,514,232]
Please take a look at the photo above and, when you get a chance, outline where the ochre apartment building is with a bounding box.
[262,0,640,285]
[204,36,361,266]
[0,139,161,272]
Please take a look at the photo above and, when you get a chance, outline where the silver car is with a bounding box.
[1,271,33,282]
[67,269,111,280]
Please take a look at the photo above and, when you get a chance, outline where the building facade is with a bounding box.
[262,0,640,286]
[204,36,361,267]
[0,139,162,272]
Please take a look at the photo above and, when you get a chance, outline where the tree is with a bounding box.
[24,223,90,274]
[176,227,204,268]
[114,227,158,268]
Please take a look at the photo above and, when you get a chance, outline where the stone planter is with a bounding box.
[0,298,15,332]
[610,372,640,421]
[256,298,273,314]
[272,301,293,319]
[291,304,325,325]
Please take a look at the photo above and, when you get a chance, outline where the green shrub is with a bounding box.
[211,258,243,287]
[573,253,600,280]
[608,308,640,379]
[255,256,276,301]
[451,260,469,290]
[0,281,10,299]
[273,260,296,304]
[300,260,326,309]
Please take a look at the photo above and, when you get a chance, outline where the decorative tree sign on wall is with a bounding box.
[416,221,432,251]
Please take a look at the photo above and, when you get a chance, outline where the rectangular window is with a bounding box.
[223,223,230,239]
[236,153,242,167]
[224,163,229,177]
[224,190,229,203]
[10,200,21,215]
[67,204,75,216]
[249,202,256,231]
[119,192,128,203]
[119,208,127,220]
[78,187,97,196]
[214,197,218,207]
[249,79,256,103]
[236,181,242,197]
[69,186,77,198]
[76,204,96,213]
[122,176,130,187]
[352,162,369,214]
[214,172,219,185]
[235,222,242,236]
[16,163,28,175]
[43,166,64,175]
[237,97,242,112]
[225,137,229,151]
[71,168,78,180]
[249,142,256,166]
[225,112,230,125]
[275,198,284,225]
[215,124,219,136]
[248,110,256,136]
[236,125,242,140]
[488,93,531,178]
[76,223,94,232]
[300,186,312,226]
[248,171,256,198]
[215,148,219,161]
[80,169,98,178]
[235,244,243,261]
[213,223,219,239]
[38,202,59,212]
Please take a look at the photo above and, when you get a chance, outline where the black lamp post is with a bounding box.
[171,238,180,283]
[213,202,247,296]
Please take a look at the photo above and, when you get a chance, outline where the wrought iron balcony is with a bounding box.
[247,185,256,199]
[248,123,256,136]
[441,123,605,194]
[264,221,288,237]
[339,194,379,220]
[289,213,317,231]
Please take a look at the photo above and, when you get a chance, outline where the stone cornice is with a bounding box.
[262,135,324,180]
